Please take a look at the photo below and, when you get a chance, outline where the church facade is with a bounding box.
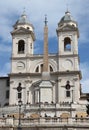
[9,10,82,106]
[0,10,89,130]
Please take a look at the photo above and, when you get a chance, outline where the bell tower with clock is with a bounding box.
[56,11,82,104]
[56,11,79,72]
[11,12,35,74]
[9,12,35,105]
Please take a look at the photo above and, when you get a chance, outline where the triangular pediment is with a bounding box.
[32,79,55,88]
[11,27,31,34]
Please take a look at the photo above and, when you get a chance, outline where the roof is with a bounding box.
[13,12,34,28]
[0,76,9,79]
[61,11,74,21]
[60,11,74,22]
[80,93,89,100]
[16,12,30,25]
[58,11,77,25]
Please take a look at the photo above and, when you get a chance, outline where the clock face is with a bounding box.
[17,62,25,70]
[62,59,73,70]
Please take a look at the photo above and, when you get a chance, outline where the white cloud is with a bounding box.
[80,62,89,93]
[0,0,89,42]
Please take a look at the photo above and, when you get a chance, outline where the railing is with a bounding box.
[0,117,89,127]
[20,117,89,125]
[25,102,72,110]
[0,106,19,115]
[26,103,56,109]
[59,102,71,107]
[0,102,75,115]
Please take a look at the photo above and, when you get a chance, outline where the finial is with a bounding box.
[66,3,69,12]
[65,3,70,14]
[22,7,26,15]
[44,15,48,26]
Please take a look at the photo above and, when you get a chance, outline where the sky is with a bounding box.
[0,0,89,93]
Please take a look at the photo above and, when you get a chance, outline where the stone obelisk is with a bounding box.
[42,15,50,80]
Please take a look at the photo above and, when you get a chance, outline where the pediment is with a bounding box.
[11,27,31,34]
[58,25,77,32]
[32,79,55,88]
[63,25,76,30]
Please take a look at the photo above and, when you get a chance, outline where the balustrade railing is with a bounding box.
[0,102,73,115]
[0,117,89,127]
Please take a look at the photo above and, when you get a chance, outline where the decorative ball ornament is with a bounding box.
[66,84,70,89]
[65,81,71,89]
[17,83,22,92]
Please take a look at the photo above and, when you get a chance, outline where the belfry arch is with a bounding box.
[18,40,25,54]
[64,37,71,51]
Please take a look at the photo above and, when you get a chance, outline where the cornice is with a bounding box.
[9,72,41,77]
[51,71,82,79]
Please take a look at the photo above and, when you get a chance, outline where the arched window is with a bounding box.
[50,65,53,72]
[35,66,39,72]
[18,40,25,54]
[35,64,54,73]
[41,64,43,72]
[64,37,71,51]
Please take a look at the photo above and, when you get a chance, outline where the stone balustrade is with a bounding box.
[0,102,84,115]
[0,117,89,127]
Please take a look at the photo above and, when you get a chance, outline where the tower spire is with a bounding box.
[65,3,70,14]
[43,15,48,72]
[66,3,69,12]
[23,7,26,13]
[22,7,26,16]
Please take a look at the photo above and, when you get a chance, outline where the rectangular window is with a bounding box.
[6,90,9,99]
[18,92,22,99]
[66,90,70,97]
[6,79,10,87]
